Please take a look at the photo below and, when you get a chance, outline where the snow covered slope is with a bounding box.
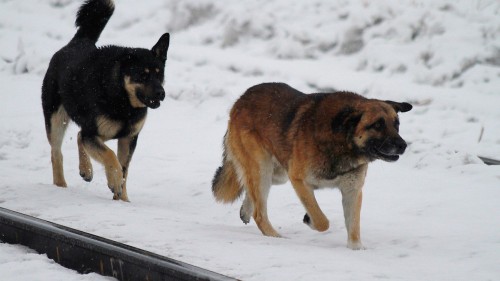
[0,0,499,280]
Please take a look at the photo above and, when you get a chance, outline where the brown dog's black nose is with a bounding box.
[394,137,407,153]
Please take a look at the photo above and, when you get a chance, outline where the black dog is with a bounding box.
[42,0,170,201]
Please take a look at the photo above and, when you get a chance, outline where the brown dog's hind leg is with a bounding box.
[47,106,69,187]
[239,191,254,224]
[247,160,279,237]
[231,130,280,237]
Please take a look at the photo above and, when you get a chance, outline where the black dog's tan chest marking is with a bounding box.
[96,116,122,140]
[129,115,146,136]
[96,115,146,140]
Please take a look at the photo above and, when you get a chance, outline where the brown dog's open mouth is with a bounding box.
[371,148,400,162]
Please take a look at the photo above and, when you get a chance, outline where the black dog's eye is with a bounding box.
[369,118,386,131]
[140,72,149,80]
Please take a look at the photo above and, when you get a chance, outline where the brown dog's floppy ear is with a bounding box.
[331,107,362,136]
[152,33,170,61]
[385,101,413,113]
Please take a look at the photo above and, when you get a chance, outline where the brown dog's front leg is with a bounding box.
[339,164,368,250]
[341,187,364,250]
[290,178,329,232]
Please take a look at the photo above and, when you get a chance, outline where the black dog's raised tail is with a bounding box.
[74,0,115,43]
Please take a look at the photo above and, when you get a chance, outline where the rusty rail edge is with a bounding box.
[0,207,238,281]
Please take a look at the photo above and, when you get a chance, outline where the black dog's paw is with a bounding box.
[303,213,311,225]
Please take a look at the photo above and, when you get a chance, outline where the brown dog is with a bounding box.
[212,82,412,249]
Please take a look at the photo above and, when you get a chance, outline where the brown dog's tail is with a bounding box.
[212,133,243,203]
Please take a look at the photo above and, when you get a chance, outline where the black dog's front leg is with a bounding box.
[117,135,138,202]
[81,134,124,200]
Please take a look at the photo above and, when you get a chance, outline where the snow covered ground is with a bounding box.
[1,0,499,280]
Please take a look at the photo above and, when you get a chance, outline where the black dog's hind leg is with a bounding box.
[80,134,124,200]
[42,76,69,187]
[116,135,139,202]
[77,131,93,182]
[46,106,69,187]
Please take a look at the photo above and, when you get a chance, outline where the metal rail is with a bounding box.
[0,207,238,281]
[478,156,500,165]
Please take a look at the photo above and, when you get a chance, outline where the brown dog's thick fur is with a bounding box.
[212,82,412,249]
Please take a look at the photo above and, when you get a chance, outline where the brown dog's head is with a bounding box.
[331,98,412,162]
[356,100,412,162]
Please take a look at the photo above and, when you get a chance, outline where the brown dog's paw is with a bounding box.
[347,240,366,250]
[303,213,329,232]
[240,206,251,224]
[303,213,311,225]
[54,180,68,188]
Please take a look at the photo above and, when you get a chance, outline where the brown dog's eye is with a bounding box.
[369,118,385,131]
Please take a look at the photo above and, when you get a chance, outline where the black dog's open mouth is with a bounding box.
[146,99,161,109]
[137,90,164,109]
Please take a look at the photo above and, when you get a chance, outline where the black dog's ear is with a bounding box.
[152,33,170,61]
[385,100,413,113]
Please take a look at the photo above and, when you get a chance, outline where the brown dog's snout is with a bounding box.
[392,137,407,154]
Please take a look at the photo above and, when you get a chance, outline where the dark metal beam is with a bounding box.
[478,156,500,165]
[0,207,238,281]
